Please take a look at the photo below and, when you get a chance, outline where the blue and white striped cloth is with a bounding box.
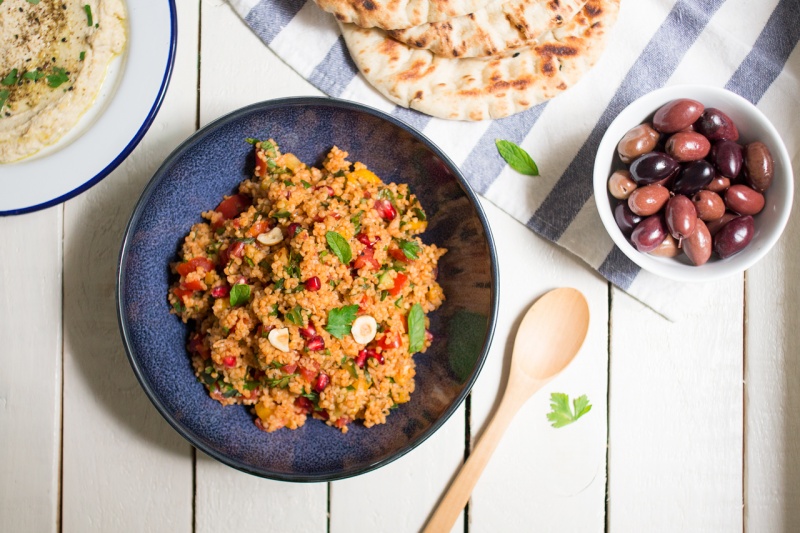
[229,0,800,320]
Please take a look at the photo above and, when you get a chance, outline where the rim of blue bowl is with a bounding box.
[116,96,500,482]
[0,0,178,217]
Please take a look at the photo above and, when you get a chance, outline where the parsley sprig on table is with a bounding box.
[546,393,592,428]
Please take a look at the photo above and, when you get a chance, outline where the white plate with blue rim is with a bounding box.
[0,0,177,216]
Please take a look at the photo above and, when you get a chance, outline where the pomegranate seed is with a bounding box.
[229,241,245,258]
[374,199,396,221]
[294,396,313,414]
[356,233,380,248]
[211,286,229,298]
[254,418,267,432]
[287,223,301,237]
[307,336,325,351]
[305,276,321,292]
[369,350,385,364]
[316,410,330,420]
[222,356,236,367]
[313,373,330,392]
[299,324,317,339]
[335,417,350,429]
[355,349,368,368]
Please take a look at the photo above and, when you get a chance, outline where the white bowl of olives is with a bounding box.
[593,85,793,282]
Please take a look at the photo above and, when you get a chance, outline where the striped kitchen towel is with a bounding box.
[228,0,800,320]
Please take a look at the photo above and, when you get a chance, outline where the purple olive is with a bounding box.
[713,215,755,258]
[672,160,715,196]
[709,140,744,179]
[653,99,705,133]
[693,108,739,141]
[614,202,642,236]
[665,195,698,240]
[629,152,680,185]
[631,214,667,253]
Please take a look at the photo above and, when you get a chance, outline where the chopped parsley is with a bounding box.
[27,0,41,4]
[80,51,86,61]
[324,304,359,339]
[285,305,304,326]
[1,69,19,86]
[83,4,93,27]
[413,207,427,221]
[23,70,45,81]
[397,239,421,260]
[0,90,9,113]
[350,210,364,234]
[46,67,69,88]
[272,209,291,219]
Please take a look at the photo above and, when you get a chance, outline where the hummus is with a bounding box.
[0,0,126,163]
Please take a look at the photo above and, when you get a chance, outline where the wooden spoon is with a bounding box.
[422,287,590,533]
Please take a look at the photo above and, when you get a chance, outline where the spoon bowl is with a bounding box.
[423,288,590,532]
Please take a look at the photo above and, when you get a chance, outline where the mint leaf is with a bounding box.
[546,393,592,428]
[229,284,251,307]
[324,304,359,339]
[495,139,539,176]
[407,304,425,353]
[325,231,352,264]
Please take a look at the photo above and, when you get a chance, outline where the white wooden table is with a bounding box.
[2,1,799,531]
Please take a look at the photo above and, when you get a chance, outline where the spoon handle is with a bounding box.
[422,390,528,532]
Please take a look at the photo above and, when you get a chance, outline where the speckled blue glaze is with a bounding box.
[117,98,498,482]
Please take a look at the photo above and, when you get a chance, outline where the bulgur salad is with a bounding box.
[168,139,446,433]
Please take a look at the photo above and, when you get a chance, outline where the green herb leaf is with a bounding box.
[245,137,259,145]
[397,239,421,260]
[344,359,358,379]
[546,393,592,428]
[350,210,364,234]
[46,67,69,88]
[412,207,427,221]
[325,231,352,264]
[83,4,93,26]
[229,284,251,307]
[301,180,312,189]
[495,139,539,176]
[272,210,291,219]
[407,303,425,353]
[0,89,9,112]
[172,301,184,313]
[27,0,40,3]
[23,69,45,81]
[79,51,86,61]
[285,305,304,326]
[1,69,19,86]
[324,304,359,339]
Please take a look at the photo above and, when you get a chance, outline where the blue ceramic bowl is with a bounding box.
[117,97,498,482]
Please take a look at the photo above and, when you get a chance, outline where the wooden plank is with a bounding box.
[469,200,609,531]
[744,46,800,532]
[195,2,328,530]
[0,208,62,532]
[60,1,200,531]
[607,280,743,531]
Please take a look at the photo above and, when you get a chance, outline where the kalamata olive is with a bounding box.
[692,190,725,221]
[705,175,731,193]
[608,170,637,200]
[653,99,705,133]
[683,220,712,266]
[650,234,681,258]
[743,142,774,192]
[631,214,667,253]
[628,184,670,216]
[672,160,715,196]
[725,184,765,215]
[706,212,738,237]
[693,108,739,141]
[665,132,711,162]
[618,123,661,163]
[665,195,697,240]
[629,152,680,185]
[714,215,755,258]
[709,140,743,179]
[614,202,642,236]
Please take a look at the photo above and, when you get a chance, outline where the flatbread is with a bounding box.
[388,0,587,59]
[340,0,619,120]
[313,0,494,30]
